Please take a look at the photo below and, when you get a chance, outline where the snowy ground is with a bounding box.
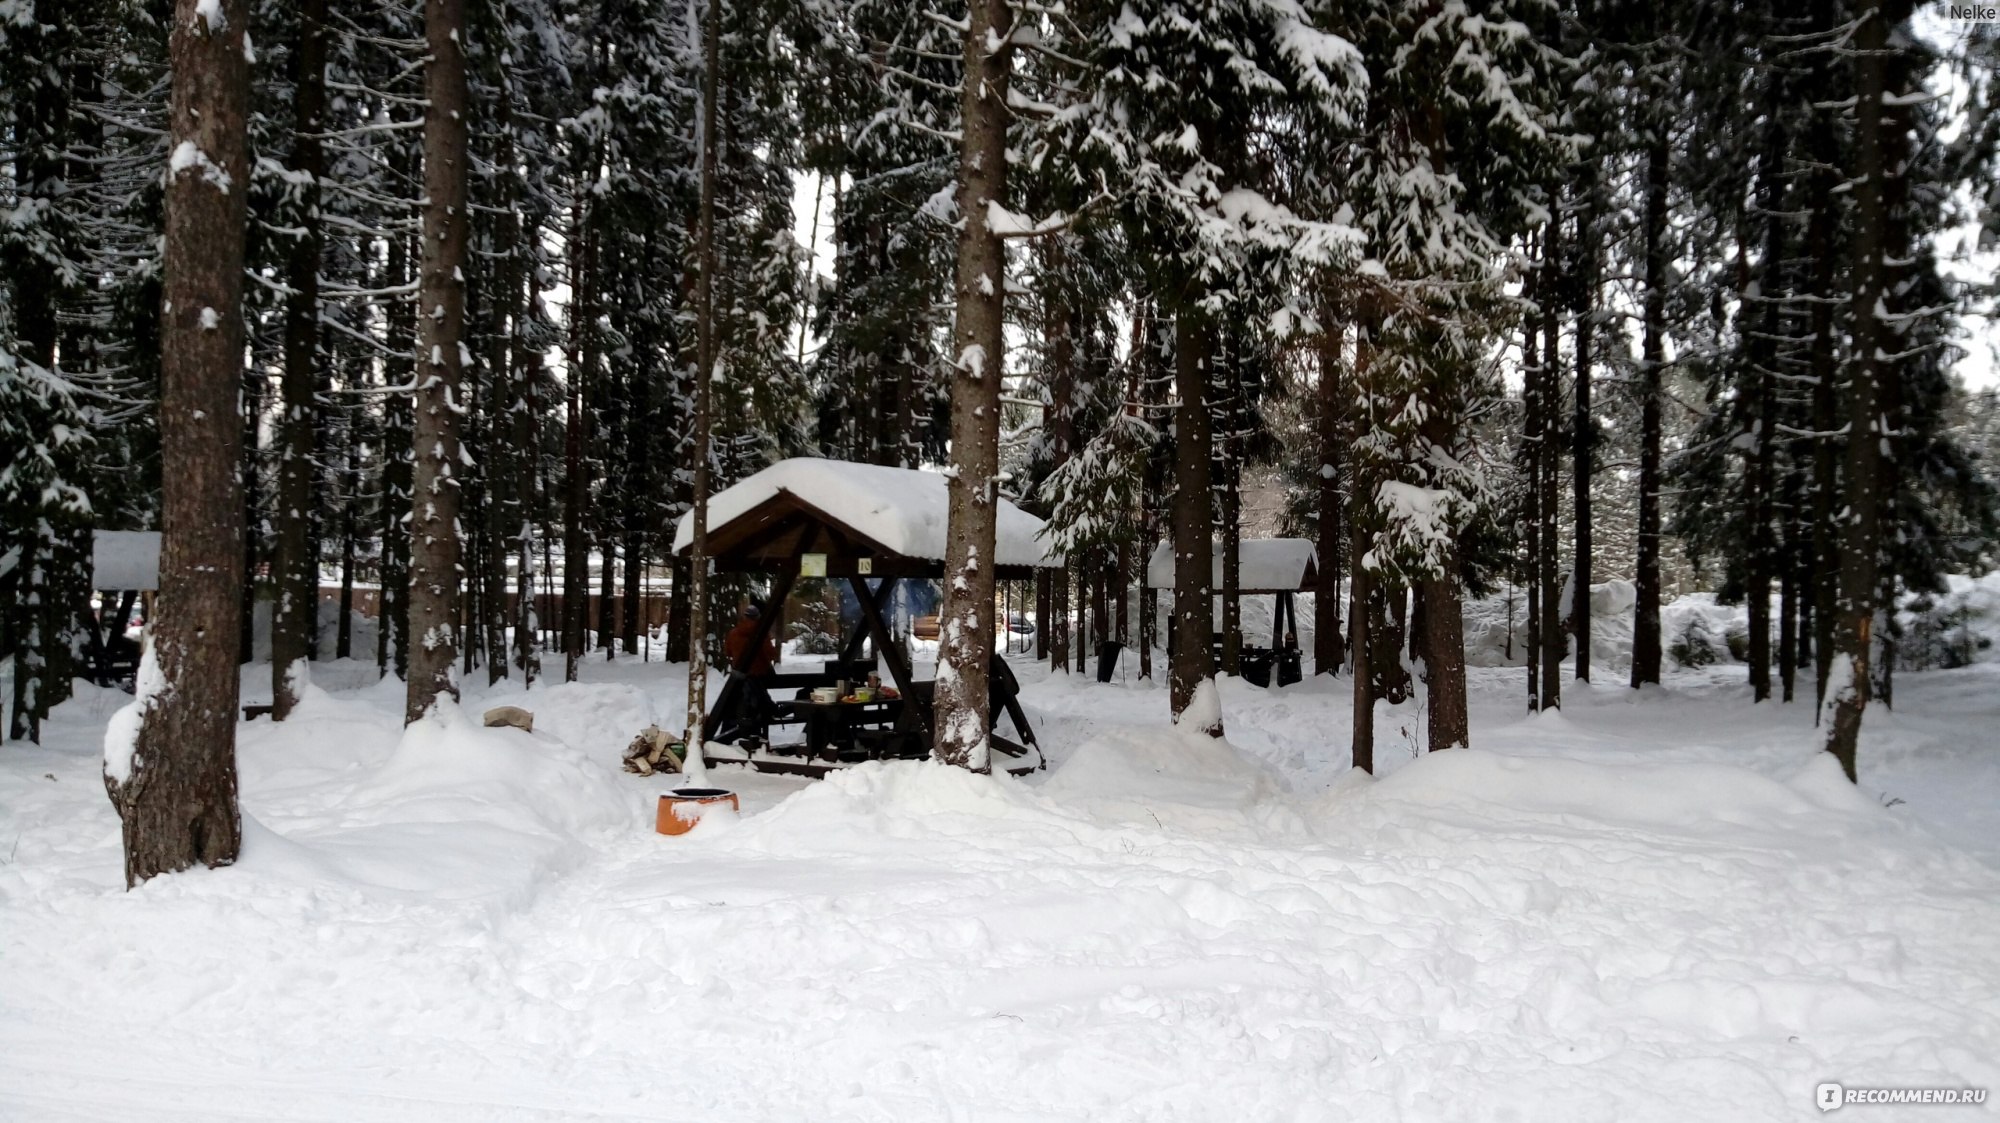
[3,640,1999,1121]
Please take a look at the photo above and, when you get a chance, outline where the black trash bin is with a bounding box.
[1095,641,1122,683]
[1275,647,1302,687]
[1239,648,1275,688]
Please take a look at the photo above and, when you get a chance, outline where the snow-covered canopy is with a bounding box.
[673,458,1059,573]
[92,531,161,591]
[1145,539,1317,593]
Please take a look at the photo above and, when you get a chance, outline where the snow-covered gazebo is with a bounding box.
[1145,538,1315,687]
[672,458,1061,774]
[85,530,162,687]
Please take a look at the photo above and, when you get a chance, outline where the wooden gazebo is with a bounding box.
[1146,538,1316,687]
[673,458,1062,775]
[86,531,161,688]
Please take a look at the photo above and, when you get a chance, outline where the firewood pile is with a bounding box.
[622,726,683,776]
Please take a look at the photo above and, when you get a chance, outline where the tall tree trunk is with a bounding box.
[933,0,1013,770]
[513,298,542,685]
[106,0,251,885]
[1169,308,1220,734]
[1422,572,1468,750]
[1823,0,1903,782]
[1806,0,1842,704]
[562,199,592,682]
[1349,537,1373,773]
[1522,246,1544,711]
[404,0,469,723]
[1537,222,1562,709]
[379,199,416,681]
[1315,310,1345,676]
[272,0,327,719]
[1571,193,1595,683]
[1631,135,1669,689]
[1217,335,1242,677]
[683,0,724,780]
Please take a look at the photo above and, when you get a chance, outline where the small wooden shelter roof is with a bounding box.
[93,531,162,591]
[1145,539,1319,595]
[672,458,1061,578]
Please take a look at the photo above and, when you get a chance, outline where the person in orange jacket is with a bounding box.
[723,603,779,677]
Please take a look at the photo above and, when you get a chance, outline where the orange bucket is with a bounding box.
[656,788,739,836]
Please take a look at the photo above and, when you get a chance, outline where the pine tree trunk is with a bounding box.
[513,313,542,685]
[106,0,251,886]
[1315,310,1345,676]
[1631,135,1669,689]
[1422,572,1468,751]
[1349,536,1373,773]
[562,199,592,683]
[1823,0,1903,781]
[404,0,469,723]
[1169,308,1219,733]
[932,0,1012,771]
[1522,253,1544,711]
[1571,194,1595,683]
[1218,339,1242,677]
[1537,228,1562,709]
[379,205,416,682]
[271,0,326,719]
[684,0,724,768]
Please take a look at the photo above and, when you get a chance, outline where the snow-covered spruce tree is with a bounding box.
[1080,0,1367,732]
[1339,0,1567,758]
[801,0,956,471]
[103,0,252,884]
[0,0,102,743]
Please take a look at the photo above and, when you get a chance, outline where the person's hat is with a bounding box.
[743,603,762,619]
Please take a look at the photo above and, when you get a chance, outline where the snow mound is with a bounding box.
[1366,747,1885,840]
[1036,727,1296,837]
[352,704,635,841]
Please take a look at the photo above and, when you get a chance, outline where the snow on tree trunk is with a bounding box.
[1824,0,1904,783]
[103,0,250,886]
[933,0,1012,772]
[404,0,470,724]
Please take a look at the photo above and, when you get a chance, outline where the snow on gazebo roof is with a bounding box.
[1145,538,1318,594]
[672,458,1059,572]
[92,530,161,591]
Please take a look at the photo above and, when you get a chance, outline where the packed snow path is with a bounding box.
[3,658,1997,1121]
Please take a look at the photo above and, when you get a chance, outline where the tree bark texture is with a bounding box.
[404,0,470,723]
[1631,135,1669,689]
[932,0,1012,770]
[271,0,327,719]
[1169,309,1219,734]
[1824,0,1905,781]
[106,0,252,886]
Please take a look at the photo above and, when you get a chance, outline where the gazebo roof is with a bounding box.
[1145,539,1318,594]
[93,531,161,591]
[672,458,1060,577]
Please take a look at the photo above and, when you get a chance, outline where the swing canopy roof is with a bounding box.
[672,458,1061,579]
[1144,538,1318,595]
[92,531,162,591]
